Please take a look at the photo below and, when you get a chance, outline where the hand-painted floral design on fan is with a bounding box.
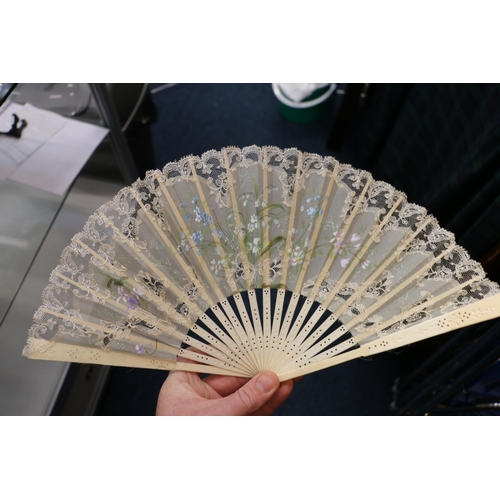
[24,146,500,380]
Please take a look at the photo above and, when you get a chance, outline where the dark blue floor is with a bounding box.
[96,83,402,416]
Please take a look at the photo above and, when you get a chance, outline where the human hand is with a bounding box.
[156,369,295,416]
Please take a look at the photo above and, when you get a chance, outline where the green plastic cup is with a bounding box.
[272,83,337,123]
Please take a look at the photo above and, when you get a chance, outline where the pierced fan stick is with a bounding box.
[188,322,249,364]
[283,329,356,370]
[178,342,242,373]
[299,337,358,368]
[273,292,313,364]
[270,153,305,352]
[233,292,263,371]
[220,294,259,371]
[275,292,306,354]
[188,315,258,375]
[272,167,339,357]
[26,340,178,371]
[178,348,253,376]
[258,153,271,370]
[280,152,304,286]
[295,163,339,292]
[204,301,261,374]
[298,322,349,361]
[260,150,271,287]
[279,292,500,382]
[246,289,265,370]
[261,287,273,370]
[275,306,338,370]
[269,286,286,354]
[183,329,249,372]
[276,175,373,355]
[223,150,253,289]
[192,304,260,374]
[288,304,333,350]
[309,175,373,303]
[273,312,345,372]
[185,159,238,294]
[270,288,288,360]
[175,361,253,377]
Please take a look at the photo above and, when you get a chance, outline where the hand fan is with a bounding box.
[23,146,500,381]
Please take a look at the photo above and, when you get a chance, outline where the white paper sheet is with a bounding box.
[0,102,108,195]
[0,103,65,180]
[9,118,109,195]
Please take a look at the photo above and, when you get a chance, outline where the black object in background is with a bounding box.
[0,83,17,106]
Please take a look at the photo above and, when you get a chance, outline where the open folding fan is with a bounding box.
[24,146,500,381]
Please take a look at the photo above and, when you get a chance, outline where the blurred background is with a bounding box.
[2,83,500,415]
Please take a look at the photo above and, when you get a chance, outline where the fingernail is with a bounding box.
[256,372,277,394]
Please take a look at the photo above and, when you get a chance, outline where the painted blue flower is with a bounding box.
[307,206,319,217]
[194,206,203,221]
[194,206,213,226]
[192,196,200,205]
[192,231,203,245]
[127,295,139,309]
[180,233,190,252]
[116,286,139,310]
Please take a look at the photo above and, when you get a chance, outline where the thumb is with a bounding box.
[216,371,280,416]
